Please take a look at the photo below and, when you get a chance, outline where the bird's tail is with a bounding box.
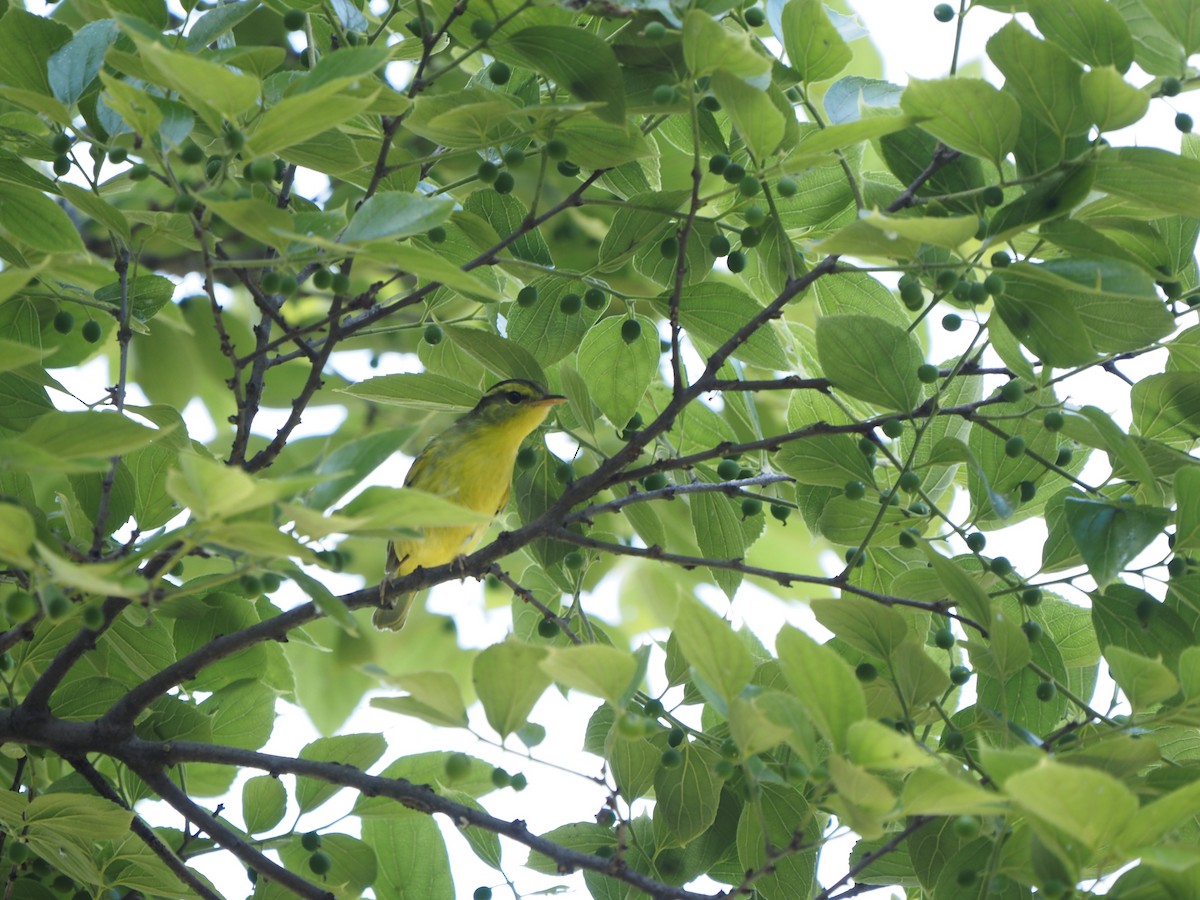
[372,591,414,631]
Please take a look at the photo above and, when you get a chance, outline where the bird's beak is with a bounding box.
[537,395,567,407]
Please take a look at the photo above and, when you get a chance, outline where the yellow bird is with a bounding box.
[374,378,566,630]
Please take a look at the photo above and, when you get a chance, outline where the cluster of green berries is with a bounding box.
[475,145,527,194]
[52,310,103,343]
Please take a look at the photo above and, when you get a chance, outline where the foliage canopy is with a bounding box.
[0,0,1199,897]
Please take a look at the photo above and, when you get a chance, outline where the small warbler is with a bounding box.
[374,378,566,630]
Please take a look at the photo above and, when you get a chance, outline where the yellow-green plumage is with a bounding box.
[374,379,565,630]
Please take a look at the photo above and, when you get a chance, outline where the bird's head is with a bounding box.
[464,379,566,440]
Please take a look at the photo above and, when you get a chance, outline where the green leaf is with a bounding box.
[1132,373,1200,443]
[1122,772,1200,849]
[339,373,481,411]
[549,116,656,170]
[48,19,118,107]
[246,80,380,157]
[688,481,747,601]
[1027,0,1135,71]
[1179,467,1200,553]
[540,644,641,707]
[0,183,85,253]
[23,411,165,461]
[672,596,754,707]
[736,785,818,899]
[1112,0,1186,75]
[356,242,504,301]
[776,392,877,488]
[1006,760,1137,852]
[133,37,260,130]
[815,314,923,411]
[811,595,908,659]
[900,77,1021,166]
[444,326,545,384]
[900,768,1009,816]
[683,9,770,79]
[776,625,866,751]
[1063,497,1168,588]
[1140,0,1200,55]
[372,671,469,727]
[242,775,287,835]
[1094,147,1200,217]
[94,275,176,321]
[342,192,455,244]
[1104,644,1179,709]
[0,501,37,567]
[987,20,1089,137]
[0,9,72,96]
[574,315,657,428]
[441,787,503,869]
[1093,584,1195,671]
[709,70,784,161]
[846,719,934,771]
[653,743,721,849]
[503,26,624,123]
[780,0,851,84]
[663,282,790,369]
[297,734,387,812]
[364,812,453,900]
[1081,66,1149,132]
[463,190,551,267]
[472,639,551,738]
[915,548,989,626]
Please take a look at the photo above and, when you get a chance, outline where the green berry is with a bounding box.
[545,139,568,160]
[224,128,245,151]
[881,418,904,439]
[311,268,333,289]
[991,251,1011,268]
[917,363,939,383]
[942,730,965,752]
[653,84,676,105]
[564,551,584,570]
[262,272,282,293]
[1177,113,1194,133]
[477,160,499,183]
[899,528,919,549]
[470,18,494,39]
[277,274,298,296]
[1020,588,1042,606]
[1162,76,1183,97]
[174,193,197,213]
[981,185,1004,207]
[128,163,150,181]
[1018,480,1036,502]
[717,459,741,480]
[537,618,560,638]
[261,573,282,592]
[473,888,493,900]
[596,808,617,826]
[560,293,582,314]
[950,665,971,685]
[942,313,961,331]
[858,437,876,456]
[502,147,524,168]
[248,157,275,182]
[1055,446,1073,466]
[713,759,735,779]
[51,132,72,154]
[643,472,668,490]
[239,573,262,596]
[1035,680,1056,701]
[844,480,866,500]
[493,171,514,194]
[709,234,731,257]
[741,498,763,517]
[82,320,102,343]
[708,153,730,175]
[900,282,924,310]
[933,3,955,22]
[53,155,71,176]
[855,662,877,682]
[488,61,510,84]
[770,503,790,522]
[983,273,1005,296]
[723,163,746,184]
[934,628,956,650]
[777,176,798,197]
[584,287,606,309]
[991,555,1013,577]
[516,447,537,470]
[300,831,322,852]
[898,471,921,493]
[965,532,986,553]
[308,850,331,875]
[108,147,128,163]
[1004,435,1026,458]
[739,175,761,197]
[5,590,37,622]
[554,461,574,482]
[617,711,646,738]
[621,319,642,343]
[660,747,682,767]
[282,8,306,29]
[1043,410,1065,431]
[952,815,980,838]
[740,226,762,247]
[427,225,447,243]
[644,21,666,40]
[423,324,443,345]
[727,250,746,273]
[1021,620,1042,642]
[517,285,538,307]
[660,235,679,258]
[967,281,988,304]
[491,767,511,787]
[999,379,1024,403]
[743,204,766,226]
[744,7,764,26]
[845,547,865,568]
[53,310,75,334]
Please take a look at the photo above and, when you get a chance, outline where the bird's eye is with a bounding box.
[506,391,523,404]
